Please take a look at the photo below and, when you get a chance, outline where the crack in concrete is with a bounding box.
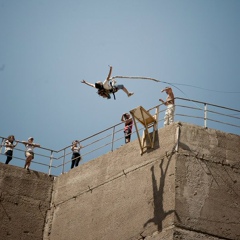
[43,178,55,239]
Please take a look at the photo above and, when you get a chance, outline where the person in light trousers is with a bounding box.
[159,87,175,126]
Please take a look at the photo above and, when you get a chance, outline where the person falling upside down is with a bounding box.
[81,65,134,99]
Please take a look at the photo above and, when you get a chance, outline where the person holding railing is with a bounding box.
[121,113,133,143]
[71,140,83,169]
[22,137,40,170]
[159,87,175,126]
[4,135,18,164]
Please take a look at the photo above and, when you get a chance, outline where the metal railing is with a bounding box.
[1,98,239,176]
[175,97,240,130]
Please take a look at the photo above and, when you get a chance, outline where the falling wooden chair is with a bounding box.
[130,106,159,155]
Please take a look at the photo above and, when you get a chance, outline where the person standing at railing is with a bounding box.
[22,137,40,170]
[159,87,175,126]
[71,140,83,169]
[4,135,18,164]
[121,113,133,144]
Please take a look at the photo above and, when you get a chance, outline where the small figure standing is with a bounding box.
[4,135,18,164]
[81,66,134,99]
[71,140,83,169]
[22,137,40,170]
[121,113,133,144]
[159,87,175,126]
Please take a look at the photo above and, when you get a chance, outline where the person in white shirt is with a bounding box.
[159,87,175,126]
[4,135,18,164]
[22,137,40,170]
[71,140,83,169]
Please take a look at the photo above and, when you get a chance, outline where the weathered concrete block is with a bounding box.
[0,165,54,240]
[175,154,240,239]
[47,123,240,240]
[47,129,177,240]
[175,124,240,240]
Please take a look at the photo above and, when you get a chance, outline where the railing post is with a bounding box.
[154,106,159,131]
[48,150,53,176]
[111,126,115,152]
[204,103,207,128]
[0,138,4,154]
[62,149,66,174]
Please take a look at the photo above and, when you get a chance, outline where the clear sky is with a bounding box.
[1,0,240,172]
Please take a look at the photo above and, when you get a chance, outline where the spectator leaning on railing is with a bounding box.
[71,140,83,169]
[4,135,18,165]
[121,112,133,144]
[22,137,40,171]
[159,87,175,126]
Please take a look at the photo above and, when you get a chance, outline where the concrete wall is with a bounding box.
[1,122,240,240]
[45,122,240,240]
[45,124,178,240]
[0,165,54,240]
[175,124,240,240]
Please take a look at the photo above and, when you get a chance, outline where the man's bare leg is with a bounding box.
[122,87,134,97]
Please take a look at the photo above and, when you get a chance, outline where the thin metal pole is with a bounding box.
[204,103,207,128]
[62,149,66,174]
[154,106,160,131]
[175,124,181,152]
[111,126,115,152]
[48,150,53,176]
[0,138,4,154]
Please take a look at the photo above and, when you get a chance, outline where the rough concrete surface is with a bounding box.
[143,227,223,240]
[0,165,54,240]
[175,124,240,240]
[1,123,240,240]
[45,124,177,240]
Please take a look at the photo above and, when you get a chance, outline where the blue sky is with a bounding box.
[1,0,240,173]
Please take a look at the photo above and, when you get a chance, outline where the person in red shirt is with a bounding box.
[121,113,133,143]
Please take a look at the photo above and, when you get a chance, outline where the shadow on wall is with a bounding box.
[144,148,179,232]
[145,131,160,154]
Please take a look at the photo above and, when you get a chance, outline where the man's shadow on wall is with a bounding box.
[144,152,179,232]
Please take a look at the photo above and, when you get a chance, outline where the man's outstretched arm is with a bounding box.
[81,80,96,88]
[106,65,112,81]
